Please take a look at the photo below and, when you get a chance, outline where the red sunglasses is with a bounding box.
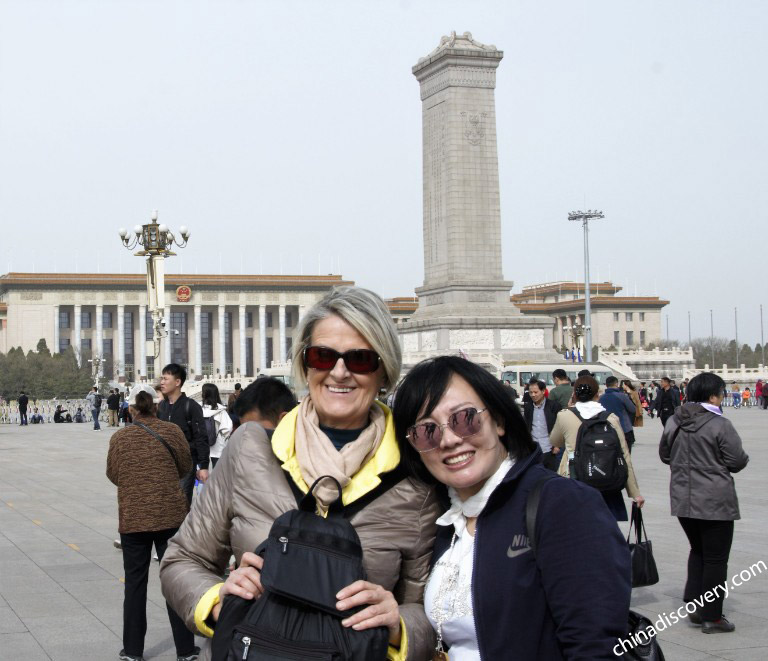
[303,346,381,374]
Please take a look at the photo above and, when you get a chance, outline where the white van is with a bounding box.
[501,364,614,388]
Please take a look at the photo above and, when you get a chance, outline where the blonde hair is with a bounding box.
[292,286,401,392]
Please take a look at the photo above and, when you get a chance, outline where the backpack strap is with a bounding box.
[525,473,558,560]
[281,465,407,520]
[133,421,181,473]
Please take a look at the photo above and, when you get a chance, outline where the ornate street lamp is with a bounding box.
[88,356,103,388]
[118,211,190,380]
[568,209,604,363]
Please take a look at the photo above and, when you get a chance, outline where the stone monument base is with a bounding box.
[398,313,562,374]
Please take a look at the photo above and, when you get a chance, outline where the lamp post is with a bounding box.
[563,320,585,361]
[568,209,604,363]
[118,211,190,381]
[87,356,102,388]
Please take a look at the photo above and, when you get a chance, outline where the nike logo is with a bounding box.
[506,545,531,558]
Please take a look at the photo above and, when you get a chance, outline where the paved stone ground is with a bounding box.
[0,409,765,660]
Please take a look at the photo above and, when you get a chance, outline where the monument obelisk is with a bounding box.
[399,32,557,367]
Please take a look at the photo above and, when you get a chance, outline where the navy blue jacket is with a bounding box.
[431,447,631,660]
[599,387,636,433]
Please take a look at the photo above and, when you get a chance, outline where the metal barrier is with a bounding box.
[0,399,110,424]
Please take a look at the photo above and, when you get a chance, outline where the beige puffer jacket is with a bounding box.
[160,420,440,661]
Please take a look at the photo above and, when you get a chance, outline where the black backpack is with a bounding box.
[570,409,628,492]
[211,476,390,661]
[204,417,218,446]
[94,394,102,408]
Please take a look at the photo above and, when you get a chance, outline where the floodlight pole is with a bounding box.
[568,209,604,363]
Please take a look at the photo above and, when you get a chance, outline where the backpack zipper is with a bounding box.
[236,626,336,659]
[275,536,358,561]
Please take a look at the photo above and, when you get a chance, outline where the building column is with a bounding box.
[239,305,247,377]
[194,304,202,378]
[73,304,82,365]
[53,305,60,354]
[164,305,172,368]
[139,305,147,381]
[259,305,267,371]
[218,304,226,375]
[95,304,104,376]
[278,305,287,363]
[117,304,125,379]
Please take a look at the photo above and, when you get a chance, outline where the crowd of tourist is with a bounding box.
[7,286,756,660]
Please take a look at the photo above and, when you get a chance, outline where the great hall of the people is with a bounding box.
[0,272,668,382]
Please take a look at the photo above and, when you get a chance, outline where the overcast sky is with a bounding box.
[1,0,765,348]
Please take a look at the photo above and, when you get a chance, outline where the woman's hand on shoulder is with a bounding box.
[336,580,401,646]
[212,551,264,621]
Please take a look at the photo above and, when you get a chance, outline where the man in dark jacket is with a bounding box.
[107,389,121,427]
[655,377,681,428]
[157,363,209,505]
[599,376,638,450]
[18,391,29,426]
[523,380,562,470]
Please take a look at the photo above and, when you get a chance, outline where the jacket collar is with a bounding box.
[271,399,401,506]
[500,444,542,485]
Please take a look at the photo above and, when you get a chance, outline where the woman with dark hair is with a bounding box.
[622,379,644,430]
[107,385,198,661]
[201,383,233,469]
[659,372,749,633]
[392,356,631,660]
[550,376,644,520]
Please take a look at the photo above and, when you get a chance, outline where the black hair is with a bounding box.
[234,383,242,391]
[605,376,619,387]
[573,375,599,402]
[685,372,726,403]
[162,363,187,386]
[661,376,671,384]
[202,383,223,408]
[133,391,155,416]
[392,356,536,486]
[552,369,569,381]
[234,377,297,425]
[577,369,592,378]
[528,379,546,391]
[622,379,636,391]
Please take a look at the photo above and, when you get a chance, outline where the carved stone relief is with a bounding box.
[448,329,494,350]
[500,329,545,349]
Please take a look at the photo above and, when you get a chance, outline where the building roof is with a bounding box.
[511,281,622,300]
[516,297,670,312]
[0,272,354,291]
[385,297,419,313]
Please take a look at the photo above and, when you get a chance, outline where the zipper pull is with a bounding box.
[241,636,251,660]
[279,536,288,553]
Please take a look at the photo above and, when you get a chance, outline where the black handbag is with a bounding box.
[627,503,659,588]
[623,610,666,660]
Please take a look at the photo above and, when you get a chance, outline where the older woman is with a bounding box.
[549,375,644,520]
[392,356,630,660]
[160,287,439,661]
[660,372,749,633]
[107,384,198,661]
